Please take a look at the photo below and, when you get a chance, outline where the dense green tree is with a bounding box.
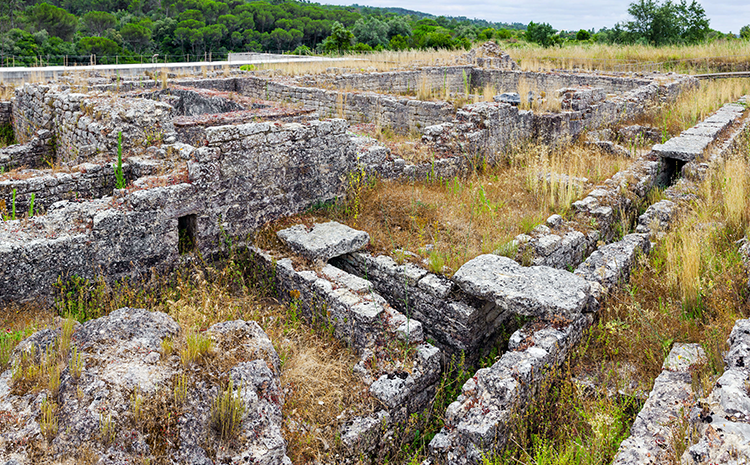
[321,21,354,52]
[78,36,122,55]
[82,11,116,36]
[352,17,388,48]
[526,21,556,47]
[576,29,591,41]
[121,21,152,53]
[30,3,78,41]
[627,0,709,45]
[741,25,750,40]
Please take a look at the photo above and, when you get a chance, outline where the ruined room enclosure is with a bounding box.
[1,56,748,464]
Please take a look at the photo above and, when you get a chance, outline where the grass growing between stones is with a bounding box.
[485,140,750,464]
[314,141,627,275]
[1,254,375,464]
[645,78,750,137]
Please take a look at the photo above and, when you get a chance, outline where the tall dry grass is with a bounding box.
[507,40,750,73]
[255,49,463,77]
[313,141,625,275]
[650,78,750,136]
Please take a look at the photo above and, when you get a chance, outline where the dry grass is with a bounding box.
[315,141,626,275]
[254,49,463,77]
[645,78,750,136]
[499,135,750,465]
[507,40,750,73]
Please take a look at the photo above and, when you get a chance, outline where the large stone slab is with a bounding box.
[452,254,593,318]
[652,134,712,162]
[276,221,370,262]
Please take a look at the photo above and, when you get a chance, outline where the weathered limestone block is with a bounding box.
[612,343,706,465]
[635,199,677,237]
[453,255,594,318]
[0,308,290,465]
[574,233,650,293]
[277,221,370,263]
[652,134,713,162]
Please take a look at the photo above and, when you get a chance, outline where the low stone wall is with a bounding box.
[0,129,54,172]
[0,158,162,214]
[303,66,475,95]
[12,84,177,164]
[0,118,355,303]
[472,69,654,95]
[248,237,442,463]
[332,252,512,362]
[612,343,707,465]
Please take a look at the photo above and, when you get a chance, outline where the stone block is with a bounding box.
[277,222,370,263]
[453,255,593,318]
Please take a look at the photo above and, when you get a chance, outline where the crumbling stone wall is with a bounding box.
[12,84,177,164]
[0,158,160,214]
[0,118,355,303]
[472,69,653,94]
[235,76,456,132]
[0,129,54,172]
[303,66,475,95]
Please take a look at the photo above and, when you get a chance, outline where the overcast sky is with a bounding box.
[320,0,750,34]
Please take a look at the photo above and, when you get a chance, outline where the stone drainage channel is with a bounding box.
[250,98,750,464]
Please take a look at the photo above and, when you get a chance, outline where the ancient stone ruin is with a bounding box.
[1,49,749,464]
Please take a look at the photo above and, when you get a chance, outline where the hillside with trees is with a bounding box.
[0,0,748,66]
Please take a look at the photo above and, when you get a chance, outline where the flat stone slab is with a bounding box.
[652,134,712,162]
[452,254,593,317]
[277,221,369,262]
[681,123,723,139]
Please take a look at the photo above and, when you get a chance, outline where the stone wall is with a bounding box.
[0,118,355,303]
[0,158,160,214]
[12,84,177,164]
[0,129,54,172]
[472,69,653,94]
[0,101,11,127]
[303,66,475,95]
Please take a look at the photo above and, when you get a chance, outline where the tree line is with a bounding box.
[1,0,748,66]
[0,0,525,65]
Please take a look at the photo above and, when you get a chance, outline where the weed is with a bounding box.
[99,412,116,445]
[211,379,246,441]
[115,131,126,189]
[131,385,143,422]
[69,346,83,380]
[27,193,35,218]
[40,399,58,440]
[180,330,213,366]
[161,337,174,358]
[174,373,188,404]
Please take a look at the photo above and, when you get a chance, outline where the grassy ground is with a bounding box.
[310,136,629,275]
